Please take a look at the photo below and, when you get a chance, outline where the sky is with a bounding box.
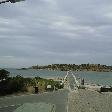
[0,0,112,68]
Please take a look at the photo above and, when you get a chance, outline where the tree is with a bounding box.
[0,69,9,81]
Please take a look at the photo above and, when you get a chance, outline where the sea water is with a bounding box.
[4,68,112,86]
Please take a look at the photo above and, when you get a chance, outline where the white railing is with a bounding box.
[71,71,80,87]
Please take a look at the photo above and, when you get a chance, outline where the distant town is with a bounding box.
[28,64,112,72]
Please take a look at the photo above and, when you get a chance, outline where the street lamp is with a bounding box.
[0,0,25,4]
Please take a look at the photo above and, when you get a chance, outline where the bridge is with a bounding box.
[63,71,80,92]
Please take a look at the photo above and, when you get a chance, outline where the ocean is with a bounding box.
[4,68,112,86]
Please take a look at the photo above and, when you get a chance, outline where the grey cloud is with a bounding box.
[0,0,112,67]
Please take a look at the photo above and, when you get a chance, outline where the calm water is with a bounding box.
[5,69,66,78]
[4,69,112,86]
[74,71,112,86]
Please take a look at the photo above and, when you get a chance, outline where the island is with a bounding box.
[29,64,112,72]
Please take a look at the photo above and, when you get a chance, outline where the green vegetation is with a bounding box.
[0,69,9,81]
[30,64,112,72]
[0,69,63,96]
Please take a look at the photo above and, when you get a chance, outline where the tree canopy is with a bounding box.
[0,69,9,81]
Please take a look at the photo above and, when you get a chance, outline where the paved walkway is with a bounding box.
[0,89,69,112]
[68,89,112,112]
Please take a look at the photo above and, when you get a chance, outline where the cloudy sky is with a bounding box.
[0,0,112,67]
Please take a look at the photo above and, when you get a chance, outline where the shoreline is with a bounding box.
[17,68,112,72]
